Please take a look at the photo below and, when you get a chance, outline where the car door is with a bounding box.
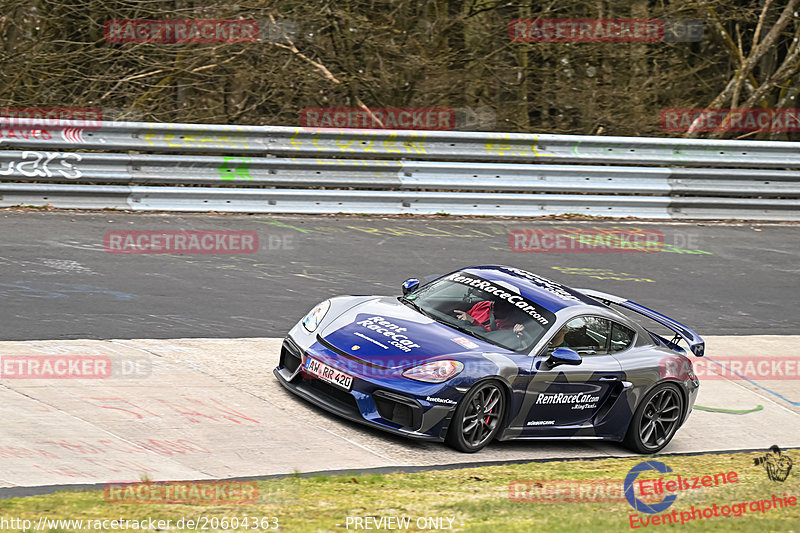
[520,316,626,433]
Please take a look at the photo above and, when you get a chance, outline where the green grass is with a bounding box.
[0,452,797,532]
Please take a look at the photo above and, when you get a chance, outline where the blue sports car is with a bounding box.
[274,265,704,453]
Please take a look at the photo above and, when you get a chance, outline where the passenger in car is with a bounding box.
[548,326,571,349]
[454,299,526,334]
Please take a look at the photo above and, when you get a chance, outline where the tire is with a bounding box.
[623,383,684,454]
[445,380,506,453]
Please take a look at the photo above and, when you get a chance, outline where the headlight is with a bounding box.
[402,360,464,383]
[302,300,331,332]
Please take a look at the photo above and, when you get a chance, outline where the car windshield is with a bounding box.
[402,273,556,353]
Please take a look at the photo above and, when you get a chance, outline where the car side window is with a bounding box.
[547,316,611,356]
[610,322,636,353]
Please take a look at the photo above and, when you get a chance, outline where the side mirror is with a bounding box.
[543,347,582,370]
[402,278,420,296]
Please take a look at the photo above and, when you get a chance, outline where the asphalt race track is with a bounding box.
[0,211,798,494]
[1,211,799,339]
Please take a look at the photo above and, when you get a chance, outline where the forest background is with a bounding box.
[1,0,798,140]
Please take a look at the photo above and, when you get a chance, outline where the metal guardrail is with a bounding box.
[0,183,665,215]
[1,183,796,219]
[5,117,800,167]
[1,118,799,219]
[3,151,800,196]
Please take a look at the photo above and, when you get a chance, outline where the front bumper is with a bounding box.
[274,336,456,442]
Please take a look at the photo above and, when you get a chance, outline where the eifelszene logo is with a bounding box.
[624,460,739,517]
[624,461,678,514]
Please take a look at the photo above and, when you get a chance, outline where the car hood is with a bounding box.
[318,296,504,368]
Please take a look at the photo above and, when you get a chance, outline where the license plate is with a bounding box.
[304,356,353,391]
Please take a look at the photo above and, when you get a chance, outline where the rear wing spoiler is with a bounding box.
[576,288,705,357]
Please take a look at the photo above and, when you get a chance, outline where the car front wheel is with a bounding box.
[624,383,684,454]
[445,380,505,453]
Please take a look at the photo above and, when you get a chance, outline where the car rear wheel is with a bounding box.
[445,380,505,453]
[624,383,684,454]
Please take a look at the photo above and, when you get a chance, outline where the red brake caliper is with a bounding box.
[484,394,492,425]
